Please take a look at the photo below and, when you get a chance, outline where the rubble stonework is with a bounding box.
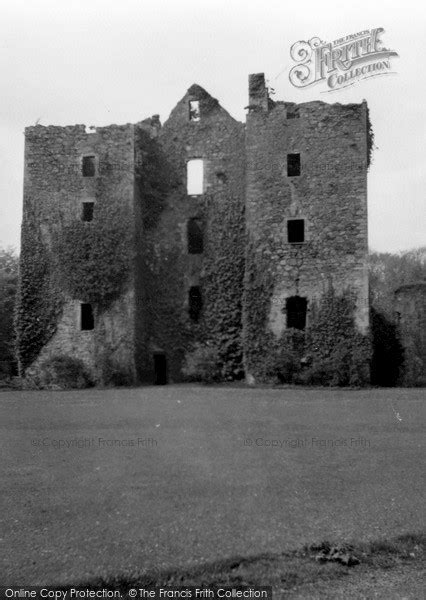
[16,73,371,384]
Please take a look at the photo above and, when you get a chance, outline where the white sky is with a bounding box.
[0,0,424,253]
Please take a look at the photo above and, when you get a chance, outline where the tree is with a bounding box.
[0,247,19,378]
[369,247,426,386]
[369,247,426,318]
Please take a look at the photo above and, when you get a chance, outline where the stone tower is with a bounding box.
[243,74,370,381]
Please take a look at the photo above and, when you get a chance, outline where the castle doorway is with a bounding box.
[153,352,168,385]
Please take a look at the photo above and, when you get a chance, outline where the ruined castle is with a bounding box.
[16,73,371,384]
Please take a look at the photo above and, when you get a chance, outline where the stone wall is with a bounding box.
[19,124,137,381]
[18,74,372,386]
[243,74,369,379]
[135,85,246,382]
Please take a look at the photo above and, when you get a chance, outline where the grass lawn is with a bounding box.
[0,385,424,594]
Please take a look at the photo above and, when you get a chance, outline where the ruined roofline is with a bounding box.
[24,123,137,134]
[160,82,243,127]
[273,99,368,110]
[24,118,163,141]
[24,73,369,135]
[248,72,367,112]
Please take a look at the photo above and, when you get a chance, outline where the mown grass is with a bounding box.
[66,532,425,591]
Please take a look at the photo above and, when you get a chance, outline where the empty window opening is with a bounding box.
[153,353,168,385]
[286,107,300,119]
[187,218,204,254]
[216,171,227,185]
[189,286,203,322]
[189,100,200,121]
[82,155,96,177]
[187,159,204,195]
[80,303,94,330]
[286,296,307,330]
[287,153,301,177]
[82,202,94,222]
[287,219,305,243]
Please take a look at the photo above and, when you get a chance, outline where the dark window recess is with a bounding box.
[216,171,227,184]
[287,107,300,119]
[189,286,203,322]
[189,100,200,121]
[80,303,94,330]
[286,296,307,330]
[82,202,94,222]
[187,218,203,254]
[153,353,168,385]
[82,156,96,177]
[287,219,305,243]
[287,153,301,177]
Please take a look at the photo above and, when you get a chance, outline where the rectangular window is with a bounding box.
[287,219,305,243]
[286,107,300,119]
[187,218,203,254]
[82,155,96,177]
[188,286,202,322]
[189,100,200,121]
[82,202,94,222]
[286,296,307,330]
[287,153,301,177]
[80,303,94,330]
[187,159,204,195]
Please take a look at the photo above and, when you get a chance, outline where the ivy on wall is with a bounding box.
[366,106,374,169]
[135,127,176,230]
[136,243,195,382]
[303,287,371,386]
[136,113,247,383]
[243,254,371,386]
[54,206,133,308]
[242,240,276,381]
[202,192,245,380]
[15,211,63,371]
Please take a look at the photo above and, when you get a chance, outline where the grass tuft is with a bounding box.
[61,532,425,592]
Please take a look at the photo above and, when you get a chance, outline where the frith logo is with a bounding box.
[289,28,399,92]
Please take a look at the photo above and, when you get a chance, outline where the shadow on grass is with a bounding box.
[61,532,425,590]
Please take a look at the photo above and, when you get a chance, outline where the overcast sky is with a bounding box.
[0,0,424,253]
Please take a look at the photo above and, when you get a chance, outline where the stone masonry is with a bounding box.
[244,74,369,344]
[17,73,370,384]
